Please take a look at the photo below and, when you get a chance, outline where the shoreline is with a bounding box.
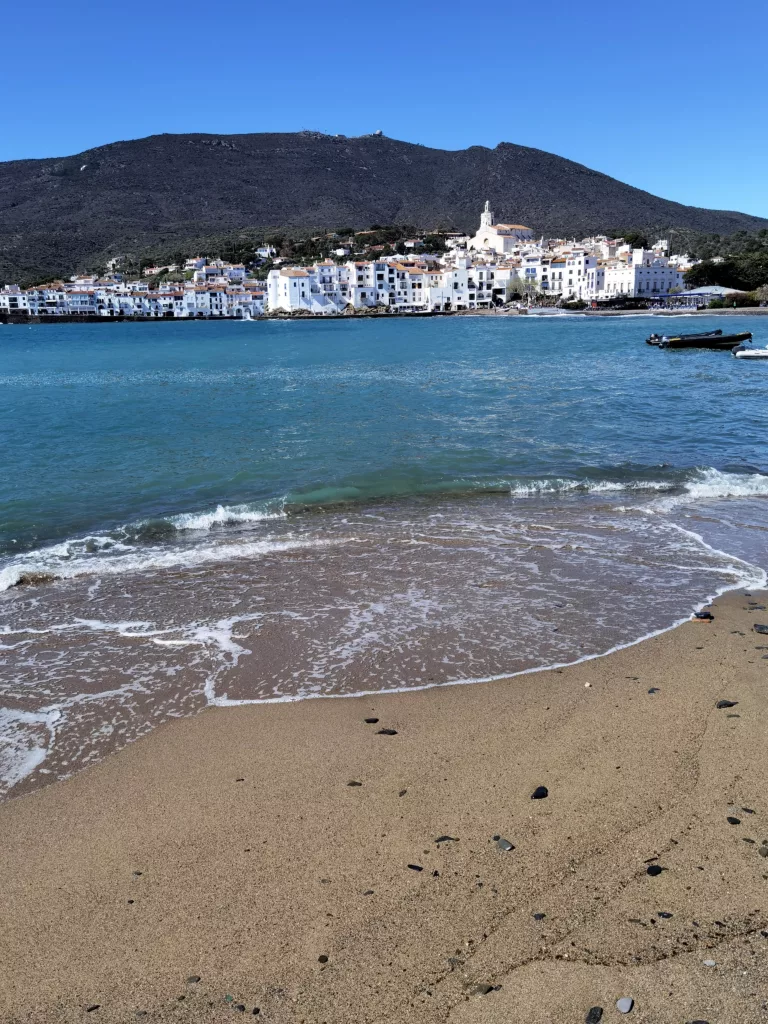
[2,589,768,1022]
[3,307,768,325]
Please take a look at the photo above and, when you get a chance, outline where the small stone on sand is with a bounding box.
[364,718,379,724]
[377,728,397,735]
[531,786,549,799]
[585,1008,603,1023]
[716,700,738,709]
[187,976,201,984]
[407,864,423,871]
[435,835,458,843]
[646,864,663,876]
[533,912,546,920]
[346,781,362,787]
[470,983,494,996]
[318,955,329,963]
[497,838,514,852]
[702,959,716,967]
[616,997,634,1013]
[726,816,741,825]
[753,624,768,634]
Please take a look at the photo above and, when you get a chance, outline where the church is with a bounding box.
[467,202,533,254]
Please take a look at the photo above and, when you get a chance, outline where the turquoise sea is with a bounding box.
[1,314,767,795]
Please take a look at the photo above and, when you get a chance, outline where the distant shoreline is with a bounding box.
[2,307,768,325]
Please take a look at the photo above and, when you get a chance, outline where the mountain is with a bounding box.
[2,131,767,283]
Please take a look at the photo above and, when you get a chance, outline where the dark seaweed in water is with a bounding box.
[129,519,179,544]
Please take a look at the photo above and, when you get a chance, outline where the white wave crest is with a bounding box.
[509,478,675,497]
[684,467,768,499]
[168,501,286,531]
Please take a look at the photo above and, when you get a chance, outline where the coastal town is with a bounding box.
[0,203,725,320]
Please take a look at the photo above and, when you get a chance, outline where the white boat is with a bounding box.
[733,345,768,360]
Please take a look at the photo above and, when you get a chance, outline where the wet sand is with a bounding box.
[1,590,767,1023]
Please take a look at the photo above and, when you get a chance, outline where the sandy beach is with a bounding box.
[1,589,767,1023]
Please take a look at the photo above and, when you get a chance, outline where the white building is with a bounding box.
[467,202,534,254]
[601,249,684,299]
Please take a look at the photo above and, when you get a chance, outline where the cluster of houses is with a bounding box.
[0,258,268,320]
[0,206,694,320]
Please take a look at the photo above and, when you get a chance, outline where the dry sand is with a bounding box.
[1,590,767,1023]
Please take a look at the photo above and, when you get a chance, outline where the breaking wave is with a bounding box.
[2,467,768,593]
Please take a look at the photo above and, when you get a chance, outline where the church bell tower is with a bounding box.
[480,200,494,229]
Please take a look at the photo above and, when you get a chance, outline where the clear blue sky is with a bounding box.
[3,0,767,218]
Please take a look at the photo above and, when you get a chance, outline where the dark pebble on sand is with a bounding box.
[743,807,755,813]
[727,816,741,825]
[585,1008,604,1023]
[318,955,329,963]
[694,611,713,621]
[347,781,362,787]
[716,700,738,709]
[687,1020,710,1024]
[127,899,134,904]
[648,687,660,694]
[187,976,201,984]
[531,786,549,800]
[235,778,244,782]
[132,871,143,876]
[399,789,407,797]
[470,984,495,996]
[86,1007,100,1013]
[435,835,458,843]
[646,864,664,876]
[377,728,397,735]
[758,846,768,857]
[658,911,673,918]
[407,864,423,871]
[363,889,374,895]
[252,1010,260,1016]
[533,913,546,920]
[364,718,379,724]
[497,837,514,852]
[235,1005,246,1013]
[753,624,768,634]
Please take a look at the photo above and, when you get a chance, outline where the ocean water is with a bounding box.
[1,315,767,797]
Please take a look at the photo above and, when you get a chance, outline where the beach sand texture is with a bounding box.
[1,590,767,1023]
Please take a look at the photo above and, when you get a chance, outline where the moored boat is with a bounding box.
[646,329,721,346]
[733,344,768,360]
[658,330,752,350]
